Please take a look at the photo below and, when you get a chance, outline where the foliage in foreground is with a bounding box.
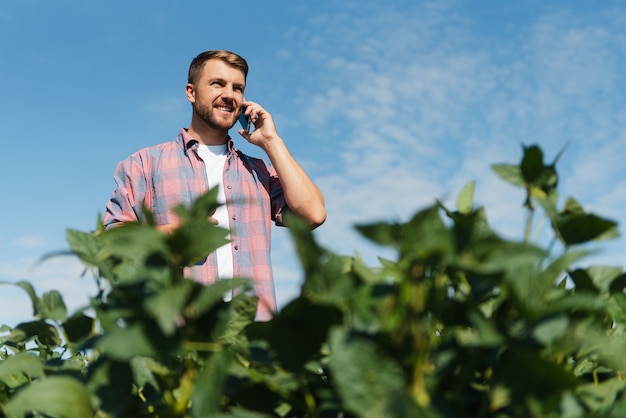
[1,145,625,417]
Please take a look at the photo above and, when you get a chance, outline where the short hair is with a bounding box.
[187,50,249,84]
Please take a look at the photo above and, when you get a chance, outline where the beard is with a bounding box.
[193,102,236,132]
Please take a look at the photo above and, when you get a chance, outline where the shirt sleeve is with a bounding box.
[103,154,148,229]
[268,163,288,226]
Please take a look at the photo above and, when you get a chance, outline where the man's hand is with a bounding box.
[237,100,326,228]
[156,211,219,234]
[156,223,181,234]
[237,100,280,150]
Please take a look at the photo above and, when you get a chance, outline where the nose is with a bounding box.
[222,84,235,99]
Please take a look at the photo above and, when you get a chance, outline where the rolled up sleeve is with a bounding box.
[103,155,148,228]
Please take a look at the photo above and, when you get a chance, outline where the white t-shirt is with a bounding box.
[196,144,234,281]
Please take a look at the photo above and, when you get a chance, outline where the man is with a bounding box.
[103,50,326,320]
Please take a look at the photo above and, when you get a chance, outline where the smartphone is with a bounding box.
[238,107,252,134]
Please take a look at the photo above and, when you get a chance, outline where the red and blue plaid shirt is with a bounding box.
[103,128,286,320]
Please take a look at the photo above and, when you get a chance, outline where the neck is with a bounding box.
[187,117,230,146]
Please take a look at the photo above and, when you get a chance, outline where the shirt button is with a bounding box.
[232,215,236,220]
[234,244,239,251]
[226,184,232,189]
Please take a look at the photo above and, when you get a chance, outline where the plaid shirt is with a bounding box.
[103,128,286,320]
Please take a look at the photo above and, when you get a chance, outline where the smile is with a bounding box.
[216,105,233,113]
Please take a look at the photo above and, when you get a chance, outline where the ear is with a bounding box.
[185,83,195,104]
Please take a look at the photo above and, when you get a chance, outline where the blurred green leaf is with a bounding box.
[174,185,222,222]
[62,312,95,344]
[585,265,623,294]
[185,277,252,319]
[328,328,405,416]
[167,222,230,267]
[86,358,133,417]
[456,181,475,215]
[557,213,617,246]
[96,321,179,360]
[532,315,569,345]
[492,163,524,188]
[577,379,626,412]
[4,320,62,347]
[520,144,545,184]
[456,310,505,347]
[192,350,234,417]
[145,279,195,336]
[0,352,45,388]
[130,356,169,391]
[493,349,578,400]
[4,376,94,418]
[247,298,343,370]
[66,228,103,266]
[41,290,67,322]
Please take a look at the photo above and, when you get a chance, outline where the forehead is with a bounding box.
[199,59,246,84]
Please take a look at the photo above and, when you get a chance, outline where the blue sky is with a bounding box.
[1,0,625,326]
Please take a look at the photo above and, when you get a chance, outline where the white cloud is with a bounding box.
[272,1,626,276]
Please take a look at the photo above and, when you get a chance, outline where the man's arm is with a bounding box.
[239,101,326,228]
[103,157,146,229]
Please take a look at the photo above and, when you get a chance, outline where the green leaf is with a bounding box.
[492,163,524,188]
[557,213,617,246]
[66,228,103,266]
[585,265,623,294]
[520,144,545,184]
[456,181,475,215]
[543,292,604,317]
[355,221,400,247]
[145,279,196,336]
[285,211,328,276]
[532,315,570,345]
[569,268,600,293]
[246,298,343,370]
[192,350,234,417]
[609,272,626,294]
[186,278,252,319]
[456,310,505,347]
[62,313,95,344]
[167,222,230,267]
[367,390,435,418]
[607,293,626,324]
[577,379,626,412]
[219,295,258,349]
[541,250,591,289]
[493,349,578,400]
[328,328,405,416]
[463,239,547,276]
[0,352,45,388]
[102,223,171,284]
[96,321,179,360]
[4,376,94,418]
[357,205,454,262]
[130,356,169,391]
[86,358,133,417]
[4,321,62,347]
[41,290,67,322]
[174,185,222,222]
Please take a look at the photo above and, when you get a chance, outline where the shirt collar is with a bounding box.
[179,128,237,154]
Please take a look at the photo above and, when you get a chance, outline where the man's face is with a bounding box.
[186,59,246,132]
